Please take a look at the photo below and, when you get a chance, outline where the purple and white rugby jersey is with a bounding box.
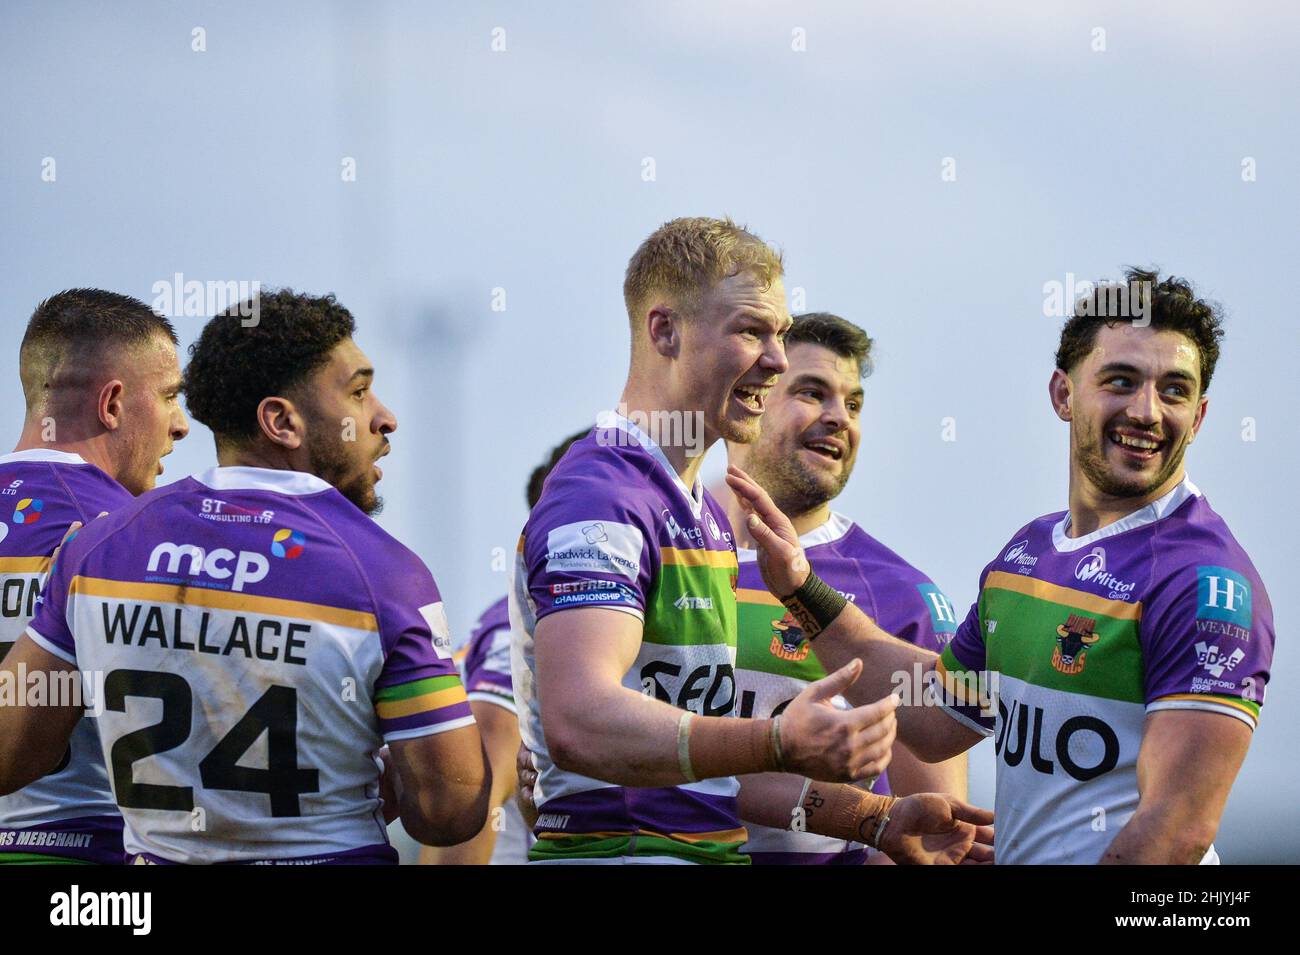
[937,477,1274,864]
[26,466,472,865]
[510,413,746,864]
[735,512,957,864]
[0,449,130,864]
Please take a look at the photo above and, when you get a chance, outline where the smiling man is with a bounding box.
[0,290,489,863]
[511,218,991,865]
[731,268,1275,864]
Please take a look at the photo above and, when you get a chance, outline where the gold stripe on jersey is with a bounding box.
[984,570,1143,621]
[0,556,52,574]
[661,547,737,569]
[68,576,379,631]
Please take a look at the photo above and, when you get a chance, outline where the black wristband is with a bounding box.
[781,569,848,640]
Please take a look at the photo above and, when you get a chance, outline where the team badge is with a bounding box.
[1052,613,1099,675]
[12,497,43,525]
[769,612,811,662]
[271,527,306,559]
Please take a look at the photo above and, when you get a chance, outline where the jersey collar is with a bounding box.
[596,410,705,519]
[737,511,854,563]
[1051,475,1201,553]
[0,448,90,466]
[194,466,334,496]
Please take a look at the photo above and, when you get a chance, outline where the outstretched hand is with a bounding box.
[725,465,810,598]
[878,793,995,865]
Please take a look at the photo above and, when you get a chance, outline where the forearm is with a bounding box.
[1100,807,1218,864]
[400,731,492,847]
[887,743,968,800]
[737,772,894,845]
[545,685,779,787]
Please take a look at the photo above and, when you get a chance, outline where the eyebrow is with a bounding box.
[348,368,374,384]
[731,309,787,333]
[1096,362,1197,382]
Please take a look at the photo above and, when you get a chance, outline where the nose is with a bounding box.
[1125,380,1160,427]
[172,404,191,441]
[821,395,850,433]
[374,395,397,435]
[760,334,788,377]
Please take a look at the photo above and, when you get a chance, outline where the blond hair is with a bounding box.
[622,217,784,333]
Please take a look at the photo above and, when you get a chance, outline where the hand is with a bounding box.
[725,465,810,598]
[878,793,995,865]
[515,741,539,828]
[375,745,402,825]
[48,520,84,576]
[779,659,897,783]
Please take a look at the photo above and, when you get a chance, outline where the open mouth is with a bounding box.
[1109,429,1163,461]
[732,386,767,415]
[803,439,843,461]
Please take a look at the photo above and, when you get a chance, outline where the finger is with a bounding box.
[945,798,995,827]
[971,824,995,846]
[803,659,863,702]
[848,693,898,733]
[850,722,896,778]
[743,511,801,564]
[726,466,798,539]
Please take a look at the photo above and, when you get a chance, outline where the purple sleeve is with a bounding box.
[934,567,996,736]
[370,553,474,742]
[1142,562,1273,730]
[463,623,515,712]
[524,477,657,623]
[23,523,89,666]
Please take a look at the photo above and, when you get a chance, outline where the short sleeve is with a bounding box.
[464,622,516,713]
[372,557,475,742]
[23,524,87,666]
[1142,563,1273,730]
[903,581,960,654]
[523,475,657,624]
[932,568,996,736]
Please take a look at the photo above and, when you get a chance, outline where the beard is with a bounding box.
[306,423,383,516]
[1074,422,1189,500]
[745,436,852,518]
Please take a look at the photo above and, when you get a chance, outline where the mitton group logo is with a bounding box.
[12,497,42,525]
[271,528,306,559]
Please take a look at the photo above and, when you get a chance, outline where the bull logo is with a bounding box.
[769,612,810,662]
[1052,613,1100,675]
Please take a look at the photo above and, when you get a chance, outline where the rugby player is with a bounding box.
[512,217,992,865]
[720,312,968,865]
[0,289,188,864]
[421,428,586,865]
[730,269,1274,863]
[0,290,490,863]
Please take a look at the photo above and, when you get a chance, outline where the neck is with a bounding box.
[617,382,714,490]
[13,418,116,479]
[1066,463,1185,537]
[215,441,300,472]
[716,474,831,549]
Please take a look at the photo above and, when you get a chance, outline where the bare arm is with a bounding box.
[0,635,82,794]
[388,721,491,847]
[419,700,521,864]
[535,607,900,786]
[726,465,985,762]
[1100,710,1252,864]
[887,742,968,800]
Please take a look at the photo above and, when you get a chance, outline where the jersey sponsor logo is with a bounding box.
[545,520,642,581]
[673,594,713,610]
[1003,540,1038,571]
[271,528,306,559]
[553,589,638,608]
[1073,547,1135,598]
[917,583,958,634]
[1196,566,1252,631]
[768,612,810,662]
[199,498,275,524]
[550,579,618,595]
[535,812,570,830]
[1051,613,1100,675]
[640,661,736,716]
[706,512,722,541]
[12,497,43,525]
[1194,640,1245,679]
[995,695,1119,782]
[146,541,269,592]
[418,602,453,659]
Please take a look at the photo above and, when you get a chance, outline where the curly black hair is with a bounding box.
[1056,268,1225,393]
[183,289,356,445]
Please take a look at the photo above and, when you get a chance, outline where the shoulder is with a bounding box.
[1145,492,1271,611]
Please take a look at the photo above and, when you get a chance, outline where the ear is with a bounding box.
[645,304,680,359]
[1048,369,1073,422]
[256,396,304,450]
[97,380,126,431]
[1187,394,1209,444]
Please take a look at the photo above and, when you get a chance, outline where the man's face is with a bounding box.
[115,334,189,496]
[296,338,396,515]
[1056,324,1208,501]
[676,272,790,447]
[742,342,863,516]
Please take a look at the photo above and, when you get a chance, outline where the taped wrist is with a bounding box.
[781,569,848,639]
[800,783,898,846]
[685,715,781,780]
